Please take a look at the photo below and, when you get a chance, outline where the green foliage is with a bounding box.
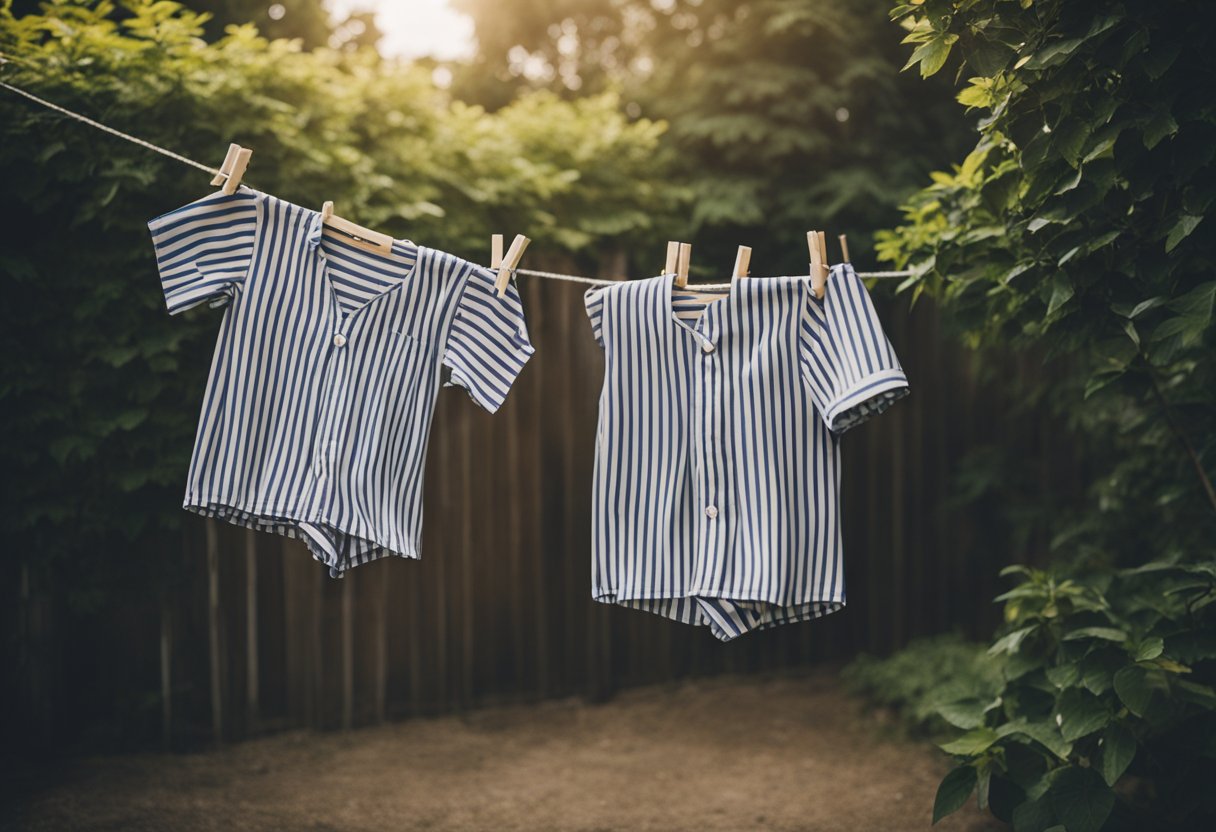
[0,0,676,604]
[861,3,1216,827]
[183,1,339,48]
[927,562,1216,830]
[876,0,1216,564]
[453,0,973,276]
[842,633,1003,734]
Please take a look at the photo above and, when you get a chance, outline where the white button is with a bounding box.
[705,505,718,519]
[332,333,347,347]
[701,342,715,354]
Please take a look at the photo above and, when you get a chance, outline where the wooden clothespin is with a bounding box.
[664,241,680,277]
[210,143,252,195]
[320,201,394,255]
[838,234,851,264]
[732,246,752,280]
[494,234,530,298]
[490,234,505,269]
[808,230,829,299]
[675,242,691,289]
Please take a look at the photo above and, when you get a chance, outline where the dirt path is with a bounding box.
[5,674,1000,831]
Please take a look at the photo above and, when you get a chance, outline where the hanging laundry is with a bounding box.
[583,267,909,640]
[148,188,534,576]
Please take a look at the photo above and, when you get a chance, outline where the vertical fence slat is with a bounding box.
[160,590,173,748]
[204,519,224,743]
[374,567,387,723]
[244,529,259,732]
[458,407,474,708]
[341,574,354,731]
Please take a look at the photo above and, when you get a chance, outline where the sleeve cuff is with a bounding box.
[442,336,535,414]
[823,369,910,434]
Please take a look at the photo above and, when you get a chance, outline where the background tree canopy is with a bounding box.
[452,0,974,275]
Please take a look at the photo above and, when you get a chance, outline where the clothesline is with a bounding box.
[0,70,913,287]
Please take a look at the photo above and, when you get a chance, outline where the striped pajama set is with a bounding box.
[583,269,909,640]
[148,188,533,576]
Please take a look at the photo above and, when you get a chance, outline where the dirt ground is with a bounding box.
[4,674,1002,832]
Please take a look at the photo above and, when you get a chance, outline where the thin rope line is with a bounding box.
[0,72,913,285]
[513,268,909,289]
[0,79,221,177]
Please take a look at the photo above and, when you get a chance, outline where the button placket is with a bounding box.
[320,326,350,478]
[695,313,727,591]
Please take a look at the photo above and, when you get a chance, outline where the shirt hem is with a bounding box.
[593,586,846,641]
[183,495,419,576]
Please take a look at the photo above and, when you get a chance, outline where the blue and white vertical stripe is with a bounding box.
[149,188,533,576]
[583,267,908,640]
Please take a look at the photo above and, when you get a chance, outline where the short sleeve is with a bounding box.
[147,190,258,315]
[584,287,606,348]
[442,265,535,413]
[799,264,910,434]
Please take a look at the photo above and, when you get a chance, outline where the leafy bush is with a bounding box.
[877,0,1216,564]
[929,561,1216,831]
[843,633,1002,734]
[866,2,1216,828]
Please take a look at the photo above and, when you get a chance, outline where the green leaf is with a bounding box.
[1012,796,1056,832]
[1151,657,1193,674]
[1062,626,1127,643]
[1054,120,1088,167]
[1055,688,1111,742]
[937,698,990,730]
[1143,110,1178,149]
[1165,214,1203,252]
[1046,276,1074,315]
[965,39,1016,76]
[1023,38,1084,70]
[1046,663,1081,689]
[1000,718,1073,759]
[1048,767,1115,832]
[1127,297,1166,318]
[906,33,959,78]
[1172,679,1216,709]
[990,625,1037,655]
[933,764,978,823]
[1100,723,1136,786]
[1113,665,1165,716]
[1081,126,1122,164]
[1168,281,1216,317]
[1133,637,1164,662]
[1121,319,1140,347]
[114,408,149,431]
[1151,284,1215,348]
[940,727,1001,756]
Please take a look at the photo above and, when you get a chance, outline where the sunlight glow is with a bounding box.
[328,0,476,61]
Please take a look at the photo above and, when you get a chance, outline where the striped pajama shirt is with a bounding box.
[148,188,533,576]
[583,269,909,640]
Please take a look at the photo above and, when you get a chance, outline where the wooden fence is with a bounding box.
[11,269,1082,748]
